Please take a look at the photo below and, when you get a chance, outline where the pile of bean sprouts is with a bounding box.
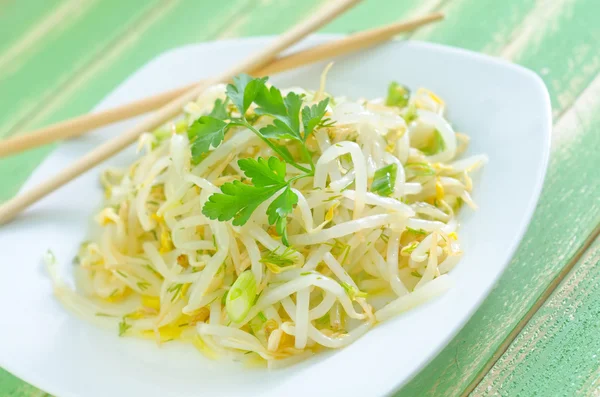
[46,76,487,369]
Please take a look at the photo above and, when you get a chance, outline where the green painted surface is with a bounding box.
[0,369,46,397]
[413,0,536,55]
[474,234,600,396]
[19,0,255,132]
[1,0,600,396]
[0,0,253,202]
[0,0,163,134]
[0,0,63,54]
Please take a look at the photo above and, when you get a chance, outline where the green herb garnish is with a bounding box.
[420,129,446,156]
[402,103,418,123]
[195,74,331,244]
[401,241,419,255]
[202,157,298,245]
[385,81,410,108]
[143,264,162,278]
[167,283,184,302]
[371,163,398,197]
[136,280,150,291]
[340,282,368,300]
[260,246,297,273]
[405,162,436,179]
[118,318,131,336]
[226,270,257,323]
[95,312,116,317]
[406,227,427,236]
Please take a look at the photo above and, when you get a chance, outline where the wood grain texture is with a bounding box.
[400,0,600,395]
[474,232,600,396]
[0,0,255,203]
[0,0,163,134]
[0,0,63,55]
[0,369,46,397]
[214,0,440,38]
[413,0,536,54]
[467,63,600,396]
[321,0,444,33]
[2,0,600,396]
[10,0,256,134]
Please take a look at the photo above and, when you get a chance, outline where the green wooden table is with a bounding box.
[2,0,600,396]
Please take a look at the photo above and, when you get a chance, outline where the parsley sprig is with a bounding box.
[188,74,329,173]
[202,156,303,245]
[189,74,331,245]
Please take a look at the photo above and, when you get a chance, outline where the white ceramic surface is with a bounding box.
[0,36,551,397]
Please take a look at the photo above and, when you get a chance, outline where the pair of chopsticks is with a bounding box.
[0,12,442,158]
[0,1,443,224]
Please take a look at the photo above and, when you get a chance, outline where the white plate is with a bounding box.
[0,36,551,397]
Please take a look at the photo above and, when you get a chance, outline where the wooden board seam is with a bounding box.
[463,222,600,396]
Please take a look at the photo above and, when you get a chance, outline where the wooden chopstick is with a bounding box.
[0,12,443,158]
[0,0,362,225]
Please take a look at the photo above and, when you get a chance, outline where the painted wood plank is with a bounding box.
[215,0,442,39]
[0,0,163,135]
[321,0,443,32]
[412,0,536,55]
[0,0,63,54]
[216,0,324,38]
[0,370,46,397]
[474,231,600,396]
[0,0,254,203]
[469,66,600,396]
[13,0,254,134]
[400,0,600,395]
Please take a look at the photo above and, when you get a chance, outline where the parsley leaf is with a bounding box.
[196,75,338,241]
[226,74,267,115]
[238,157,286,187]
[187,116,228,163]
[266,185,298,246]
[208,98,229,119]
[203,181,282,226]
[255,86,291,122]
[271,143,297,166]
[202,156,299,243]
[371,163,398,197]
[301,98,330,139]
[259,121,299,140]
[255,87,302,140]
